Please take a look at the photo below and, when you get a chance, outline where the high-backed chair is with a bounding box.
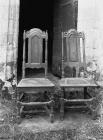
[59,29,98,120]
[22,28,48,78]
[17,28,55,123]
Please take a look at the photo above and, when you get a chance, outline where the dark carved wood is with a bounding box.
[59,78,98,120]
[60,88,64,120]
[59,30,98,120]
[49,94,54,123]
[17,28,55,123]
[61,29,86,78]
[22,28,48,78]
[60,97,64,120]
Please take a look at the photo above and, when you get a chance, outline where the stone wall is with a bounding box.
[0,0,9,80]
[78,0,103,80]
[0,0,19,81]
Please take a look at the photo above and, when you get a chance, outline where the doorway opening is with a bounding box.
[17,0,54,81]
[17,0,78,81]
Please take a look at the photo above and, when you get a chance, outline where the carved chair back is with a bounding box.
[61,29,86,78]
[22,28,48,78]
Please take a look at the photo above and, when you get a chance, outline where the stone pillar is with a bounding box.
[78,0,103,77]
[0,0,9,80]
[0,0,19,82]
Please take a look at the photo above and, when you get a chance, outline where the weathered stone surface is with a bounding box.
[78,0,103,78]
[0,0,19,81]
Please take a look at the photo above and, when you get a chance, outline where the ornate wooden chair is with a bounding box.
[17,28,55,123]
[59,29,98,120]
[61,29,86,78]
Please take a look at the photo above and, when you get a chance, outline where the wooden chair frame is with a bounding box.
[22,28,48,78]
[17,28,55,123]
[59,29,99,120]
[61,29,86,78]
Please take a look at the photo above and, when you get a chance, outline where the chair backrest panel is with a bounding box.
[29,35,43,63]
[61,29,86,78]
[66,35,80,62]
[22,28,48,78]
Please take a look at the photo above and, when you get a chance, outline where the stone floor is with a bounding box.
[0,100,103,140]
[0,73,103,139]
[19,110,96,132]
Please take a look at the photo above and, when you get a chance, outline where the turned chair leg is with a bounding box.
[91,110,98,120]
[50,95,54,123]
[60,88,64,120]
[16,92,21,124]
[60,97,64,120]
[17,101,21,124]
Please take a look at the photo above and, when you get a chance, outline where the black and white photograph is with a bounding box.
[0,0,103,139]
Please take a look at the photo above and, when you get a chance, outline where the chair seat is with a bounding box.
[59,77,97,87]
[17,78,54,88]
